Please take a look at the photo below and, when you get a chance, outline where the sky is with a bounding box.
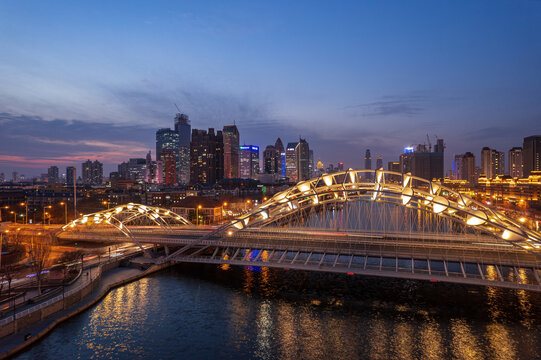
[1,0,540,177]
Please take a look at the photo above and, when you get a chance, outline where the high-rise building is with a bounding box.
[47,166,59,183]
[156,128,180,183]
[453,152,476,184]
[223,125,240,179]
[118,162,129,180]
[127,158,147,182]
[161,149,177,185]
[508,147,523,178]
[285,142,298,182]
[82,160,103,185]
[400,138,444,180]
[239,145,259,179]
[263,145,279,174]
[364,149,372,170]
[523,135,541,177]
[275,138,285,178]
[174,113,191,184]
[388,161,400,172]
[296,138,310,181]
[0,173,5,183]
[481,147,505,179]
[376,156,383,170]
[308,149,314,178]
[66,166,76,186]
[190,128,224,185]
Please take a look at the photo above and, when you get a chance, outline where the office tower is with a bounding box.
[523,135,541,177]
[66,166,75,186]
[174,113,191,184]
[285,142,298,182]
[263,145,279,174]
[127,158,147,182]
[161,149,177,185]
[296,138,310,181]
[481,147,505,179]
[47,166,59,183]
[118,162,129,180]
[190,128,224,185]
[275,138,285,178]
[156,128,180,183]
[364,149,372,170]
[239,145,259,179]
[223,125,240,179]
[82,160,103,185]
[508,147,523,178]
[454,152,476,184]
[388,161,400,172]
[337,162,344,171]
[376,156,383,170]
[400,138,444,180]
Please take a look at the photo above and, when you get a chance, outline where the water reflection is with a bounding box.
[15,264,541,360]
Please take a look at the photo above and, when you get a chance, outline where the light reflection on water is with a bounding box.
[15,264,541,360]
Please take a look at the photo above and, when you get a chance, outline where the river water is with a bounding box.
[15,263,541,359]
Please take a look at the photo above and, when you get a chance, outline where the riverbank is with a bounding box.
[0,260,172,359]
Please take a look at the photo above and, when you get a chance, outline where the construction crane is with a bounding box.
[426,134,432,152]
[174,103,181,113]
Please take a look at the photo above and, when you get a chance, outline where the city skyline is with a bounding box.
[1,1,541,176]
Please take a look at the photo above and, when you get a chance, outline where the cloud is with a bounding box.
[347,95,427,117]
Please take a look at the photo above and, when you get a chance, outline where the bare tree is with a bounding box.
[1,265,14,297]
[28,233,52,295]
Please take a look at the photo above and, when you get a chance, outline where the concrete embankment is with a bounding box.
[0,260,172,359]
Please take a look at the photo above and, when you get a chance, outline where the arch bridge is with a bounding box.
[60,170,541,292]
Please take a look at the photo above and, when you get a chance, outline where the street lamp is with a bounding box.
[20,202,27,224]
[102,201,109,210]
[9,211,16,223]
[196,205,202,225]
[60,202,67,224]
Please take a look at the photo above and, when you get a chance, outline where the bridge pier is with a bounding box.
[164,246,170,257]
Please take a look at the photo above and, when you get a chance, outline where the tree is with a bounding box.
[28,233,52,295]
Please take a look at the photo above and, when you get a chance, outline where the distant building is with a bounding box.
[156,128,180,183]
[308,149,314,178]
[376,156,383,170]
[82,160,103,185]
[364,149,372,170]
[161,149,177,185]
[190,128,224,185]
[275,138,285,178]
[66,166,76,186]
[127,158,147,182]
[263,145,279,174]
[508,147,523,178]
[296,138,310,181]
[388,161,400,173]
[400,138,444,180]
[453,152,476,184]
[523,135,541,177]
[285,142,298,182]
[239,145,259,179]
[481,147,505,179]
[174,113,191,185]
[223,125,240,179]
[47,166,59,183]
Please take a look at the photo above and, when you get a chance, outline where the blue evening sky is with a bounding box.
[1,0,540,176]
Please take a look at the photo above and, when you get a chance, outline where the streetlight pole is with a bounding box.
[10,211,16,224]
[60,202,67,224]
[20,202,27,224]
[196,205,202,225]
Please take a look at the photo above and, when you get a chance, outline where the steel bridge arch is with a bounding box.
[59,203,191,253]
[224,169,541,254]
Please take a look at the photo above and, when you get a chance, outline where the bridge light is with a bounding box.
[458,195,473,208]
[349,170,356,183]
[127,204,134,210]
[403,173,411,188]
[401,187,413,205]
[299,182,310,193]
[81,216,88,224]
[376,170,383,183]
[164,211,170,215]
[424,196,433,205]
[519,217,526,223]
[466,211,487,226]
[323,175,333,186]
[430,183,440,195]
[115,207,122,213]
[313,195,319,204]
[227,231,233,236]
[261,211,269,220]
[372,183,381,201]
[138,208,145,214]
[432,196,449,214]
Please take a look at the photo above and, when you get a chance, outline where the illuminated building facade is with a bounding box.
[174,113,191,185]
[523,135,541,177]
[295,138,310,181]
[285,142,298,182]
[263,145,279,174]
[223,125,240,179]
[190,128,224,185]
[275,138,285,178]
[509,147,523,178]
[364,149,372,170]
[481,147,505,179]
[453,152,476,184]
[82,160,103,185]
[400,138,444,180]
[239,145,259,179]
[47,166,59,183]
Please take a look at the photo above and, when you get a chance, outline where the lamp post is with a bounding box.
[102,201,109,210]
[20,202,27,224]
[10,211,16,223]
[60,202,67,224]
[196,205,202,225]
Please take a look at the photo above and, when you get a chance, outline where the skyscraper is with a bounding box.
[190,128,224,185]
[174,113,191,184]
[508,147,523,178]
[400,139,444,181]
[308,149,314,178]
[82,160,103,185]
[275,138,285,178]
[161,149,177,185]
[239,145,259,179]
[454,152,476,184]
[285,142,298,182]
[376,156,383,170]
[156,128,180,183]
[223,125,240,179]
[481,147,505,179]
[66,166,76,186]
[364,149,372,170]
[47,166,59,183]
[127,158,147,182]
[263,145,279,174]
[296,138,310,181]
[523,135,541,177]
